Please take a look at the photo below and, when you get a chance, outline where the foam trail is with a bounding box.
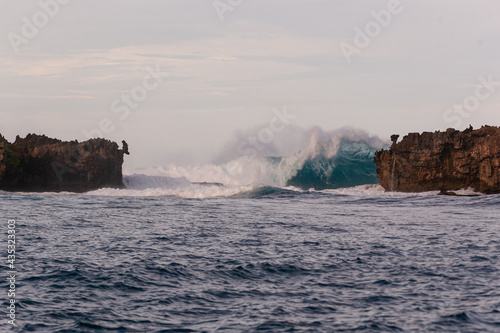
[87,183,257,199]
[123,174,191,189]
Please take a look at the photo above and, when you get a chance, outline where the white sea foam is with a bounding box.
[452,188,484,196]
[125,127,385,186]
[122,174,191,190]
[319,185,486,197]
[318,184,438,196]
[82,127,387,198]
[86,183,256,199]
[4,128,388,199]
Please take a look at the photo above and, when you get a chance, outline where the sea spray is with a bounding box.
[113,127,389,196]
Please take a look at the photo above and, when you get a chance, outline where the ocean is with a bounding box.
[2,132,500,332]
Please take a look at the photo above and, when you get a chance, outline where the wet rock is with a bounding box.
[0,136,5,181]
[374,125,500,194]
[0,133,128,192]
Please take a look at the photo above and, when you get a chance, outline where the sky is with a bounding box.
[1,0,500,169]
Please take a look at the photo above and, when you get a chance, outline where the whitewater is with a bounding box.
[2,127,499,332]
[88,128,389,199]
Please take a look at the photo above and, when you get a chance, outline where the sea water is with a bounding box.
[1,130,499,332]
[2,186,499,332]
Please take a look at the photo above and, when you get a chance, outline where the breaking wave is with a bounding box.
[88,127,388,198]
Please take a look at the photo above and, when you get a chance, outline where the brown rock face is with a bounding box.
[374,126,500,194]
[0,133,128,193]
[0,136,5,181]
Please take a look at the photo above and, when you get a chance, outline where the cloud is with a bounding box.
[0,0,499,168]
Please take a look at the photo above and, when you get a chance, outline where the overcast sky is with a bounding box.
[1,0,499,168]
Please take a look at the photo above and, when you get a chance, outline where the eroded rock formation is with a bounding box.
[0,134,128,192]
[374,126,500,194]
[0,136,5,181]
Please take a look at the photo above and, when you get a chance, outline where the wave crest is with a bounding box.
[105,127,388,197]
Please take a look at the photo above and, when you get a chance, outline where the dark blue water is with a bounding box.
[2,190,500,332]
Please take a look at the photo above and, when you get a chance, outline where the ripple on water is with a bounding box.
[5,192,500,332]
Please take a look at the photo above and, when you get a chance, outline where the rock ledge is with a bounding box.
[0,134,128,193]
[374,126,500,194]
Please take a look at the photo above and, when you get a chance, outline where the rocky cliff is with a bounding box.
[0,136,5,182]
[0,134,128,192]
[374,126,500,194]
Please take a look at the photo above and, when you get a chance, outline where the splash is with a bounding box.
[99,127,389,198]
